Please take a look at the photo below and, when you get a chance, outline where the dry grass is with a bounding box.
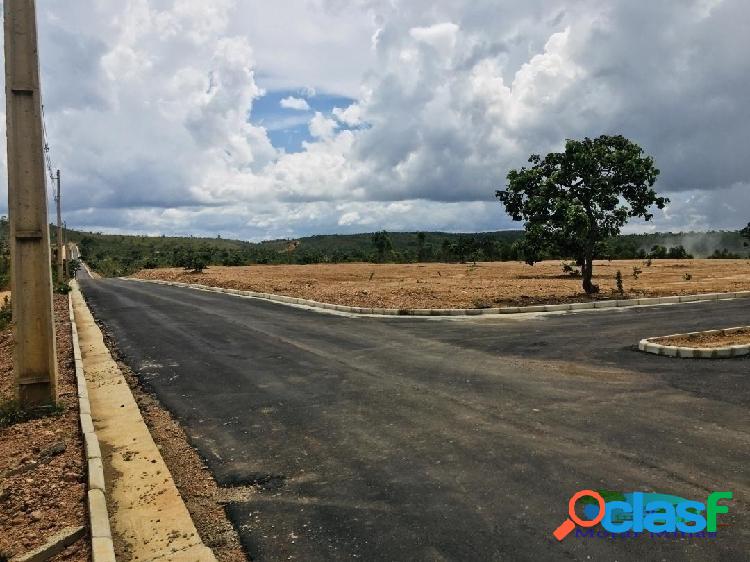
[133,259,750,310]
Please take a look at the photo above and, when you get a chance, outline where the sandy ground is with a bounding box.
[133,259,750,309]
[0,295,89,561]
[653,328,750,348]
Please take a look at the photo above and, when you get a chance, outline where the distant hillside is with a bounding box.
[0,221,743,278]
[65,229,527,276]
[288,231,525,263]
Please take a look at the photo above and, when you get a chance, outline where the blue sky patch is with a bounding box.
[250,89,356,153]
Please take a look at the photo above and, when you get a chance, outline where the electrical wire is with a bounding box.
[41,103,58,199]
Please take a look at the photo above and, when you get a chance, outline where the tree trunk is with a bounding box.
[581,256,599,294]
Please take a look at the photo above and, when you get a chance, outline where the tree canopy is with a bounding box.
[371,231,394,262]
[497,135,668,293]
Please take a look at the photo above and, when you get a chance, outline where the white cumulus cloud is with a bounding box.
[280,96,311,111]
[0,0,746,240]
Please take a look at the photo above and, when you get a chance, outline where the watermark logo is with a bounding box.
[553,490,732,541]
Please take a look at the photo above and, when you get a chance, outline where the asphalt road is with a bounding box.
[79,278,749,562]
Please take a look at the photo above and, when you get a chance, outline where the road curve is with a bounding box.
[79,278,750,561]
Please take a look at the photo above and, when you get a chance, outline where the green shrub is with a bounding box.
[0,296,11,330]
[615,270,624,295]
[55,282,71,294]
[0,400,64,428]
[68,258,82,278]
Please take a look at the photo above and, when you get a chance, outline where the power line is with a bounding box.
[41,103,57,188]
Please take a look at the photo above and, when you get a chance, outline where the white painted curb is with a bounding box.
[638,326,750,359]
[68,295,116,562]
[124,278,750,318]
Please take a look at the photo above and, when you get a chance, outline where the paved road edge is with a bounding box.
[70,281,218,561]
[68,292,116,562]
[124,278,750,317]
[639,326,750,359]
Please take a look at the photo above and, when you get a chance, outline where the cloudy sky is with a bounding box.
[0,0,748,240]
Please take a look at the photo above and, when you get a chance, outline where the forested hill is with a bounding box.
[66,230,525,276]
[52,225,750,277]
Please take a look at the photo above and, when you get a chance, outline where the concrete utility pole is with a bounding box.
[4,0,58,406]
[63,220,69,278]
[55,169,63,282]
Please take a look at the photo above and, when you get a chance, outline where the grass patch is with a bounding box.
[0,296,11,331]
[54,282,72,295]
[0,400,65,428]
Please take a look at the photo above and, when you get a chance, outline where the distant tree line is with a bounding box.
[0,217,81,290]
[0,218,743,283]
[62,225,749,280]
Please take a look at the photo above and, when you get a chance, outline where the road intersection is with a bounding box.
[79,278,749,561]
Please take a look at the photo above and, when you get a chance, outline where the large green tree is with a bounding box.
[497,135,668,294]
[371,231,393,262]
[741,223,750,247]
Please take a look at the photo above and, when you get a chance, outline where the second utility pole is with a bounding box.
[55,169,63,282]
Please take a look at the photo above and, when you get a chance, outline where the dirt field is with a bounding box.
[0,295,89,561]
[133,259,750,309]
[653,328,750,348]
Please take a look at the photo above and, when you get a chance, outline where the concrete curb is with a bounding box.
[125,278,750,318]
[638,326,750,359]
[68,295,116,562]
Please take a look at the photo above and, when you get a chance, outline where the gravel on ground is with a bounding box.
[0,295,89,561]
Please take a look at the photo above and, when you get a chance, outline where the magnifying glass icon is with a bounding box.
[553,490,606,541]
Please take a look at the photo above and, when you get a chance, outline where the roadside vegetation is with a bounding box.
[0,219,747,289]
[0,177,744,285]
[0,400,65,428]
[0,297,11,331]
[0,217,78,291]
[57,226,749,279]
